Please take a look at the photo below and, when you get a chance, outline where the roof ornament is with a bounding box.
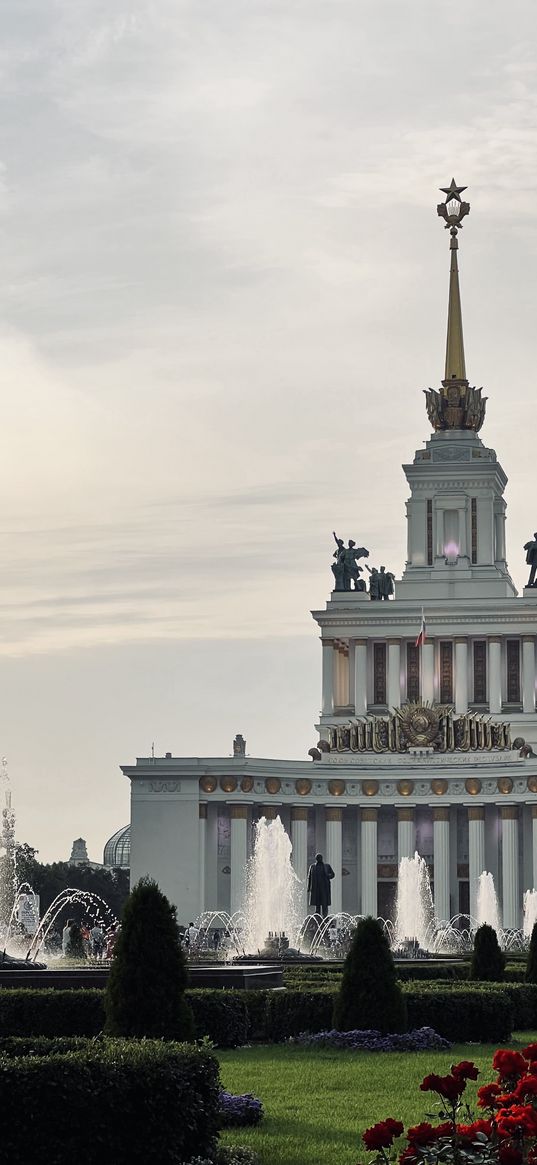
[424,180,487,433]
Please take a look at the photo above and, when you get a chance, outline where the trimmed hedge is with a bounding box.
[0,1038,220,1165]
[0,980,531,1044]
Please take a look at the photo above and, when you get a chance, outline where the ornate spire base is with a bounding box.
[424,378,487,432]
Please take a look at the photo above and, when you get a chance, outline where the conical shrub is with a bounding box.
[470,922,505,981]
[526,921,537,983]
[105,877,194,1039]
[333,915,407,1033]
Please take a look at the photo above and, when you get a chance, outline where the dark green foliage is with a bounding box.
[0,842,130,927]
[333,916,407,1034]
[404,985,513,1041]
[105,877,194,1040]
[0,989,104,1037]
[470,923,505,981]
[188,989,249,1047]
[0,1038,219,1165]
[527,922,537,982]
[266,990,335,1041]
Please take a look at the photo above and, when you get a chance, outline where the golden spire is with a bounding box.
[423,181,487,433]
[437,179,470,382]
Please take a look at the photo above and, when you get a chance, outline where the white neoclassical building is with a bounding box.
[121,183,537,929]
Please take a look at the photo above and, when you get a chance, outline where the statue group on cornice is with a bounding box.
[331,533,394,599]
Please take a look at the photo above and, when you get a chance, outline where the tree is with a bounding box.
[470,923,505,981]
[333,915,407,1033]
[526,922,537,983]
[104,877,194,1040]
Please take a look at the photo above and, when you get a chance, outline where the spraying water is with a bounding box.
[476,871,502,937]
[524,889,537,939]
[395,853,435,949]
[242,816,301,953]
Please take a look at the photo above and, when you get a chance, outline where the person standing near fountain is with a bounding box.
[307,853,335,918]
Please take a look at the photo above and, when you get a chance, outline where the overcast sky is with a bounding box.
[0,1,536,862]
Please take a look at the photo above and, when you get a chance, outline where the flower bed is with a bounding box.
[362,1044,537,1165]
[219,1090,264,1127]
[289,1026,450,1052]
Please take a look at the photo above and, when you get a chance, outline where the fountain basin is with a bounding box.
[0,963,283,990]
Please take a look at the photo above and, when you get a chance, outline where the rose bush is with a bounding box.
[362,1045,537,1165]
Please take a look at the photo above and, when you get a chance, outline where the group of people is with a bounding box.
[331,533,394,598]
[182,922,222,953]
[61,918,117,961]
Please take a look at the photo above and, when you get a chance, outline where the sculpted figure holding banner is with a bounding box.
[331,532,369,591]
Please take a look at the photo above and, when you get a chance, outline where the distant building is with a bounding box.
[67,838,101,870]
[103,825,131,870]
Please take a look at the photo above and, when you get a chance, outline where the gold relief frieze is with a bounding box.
[295,778,312,796]
[327,703,511,755]
[328,779,346,797]
[362,780,379,797]
[199,775,217,793]
[397,780,414,797]
[465,778,482,796]
[497,777,514,795]
[431,779,448,795]
[527,777,537,794]
[240,777,254,793]
[265,777,281,795]
[220,776,237,793]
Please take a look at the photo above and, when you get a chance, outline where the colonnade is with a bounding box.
[198,801,537,928]
[320,636,536,714]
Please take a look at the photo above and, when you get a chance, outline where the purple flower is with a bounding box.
[289,1027,450,1052]
[219,1090,264,1127]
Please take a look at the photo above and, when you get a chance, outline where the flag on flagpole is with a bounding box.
[415,609,427,648]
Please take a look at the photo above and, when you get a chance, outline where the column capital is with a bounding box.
[500,805,519,820]
[434,807,450,822]
[325,806,343,823]
[291,806,308,822]
[454,636,468,645]
[354,638,367,646]
[260,805,277,819]
[468,806,485,822]
[361,808,378,823]
[532,805,537,820]
[199,803,208,819]
[397,807,414,822]
[231,805,248,820]
[523,635,535,645]
[322,637,335,647]
[489,636,502,645]
[387,638,401,646]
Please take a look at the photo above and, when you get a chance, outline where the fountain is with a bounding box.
[241,815,302,954]
[476,871,502,938]
[524,889,537,939]
[394,853,435,951]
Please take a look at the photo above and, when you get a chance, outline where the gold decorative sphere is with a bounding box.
[328,779,346,797]
[199,775,217,794]
[265,777,281,795]
[431,779,448,795]
[527,776,537,794]
[362,780,379,797]
[240,776,254,793]
[220,776,237,793]
[397,780,414,797]
[465,778,482,796]
[295,778,312,796]
[497,776,513,794]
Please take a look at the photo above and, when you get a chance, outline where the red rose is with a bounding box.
[363,1120,404,1150]
[492,1050,528,1081]
[477,1083,501,1110]
[499,1146,523,1165]
[514,1074,537,1100]
[496,1104,537,1138]
[420,1072,465,1102]
[406,1123,437,1146]
[452,1060,480,1081]
[457,1119,492,1140]
[522,1044,537,1063]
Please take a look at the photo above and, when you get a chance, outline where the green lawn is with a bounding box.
[218,1033,537,1165]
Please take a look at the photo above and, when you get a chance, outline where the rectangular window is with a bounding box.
[471,498,477,565]
[439,642,453,704]
[427,499,433,566]
[373,643,387,705]
[506,640,521,704]
[406,643,420,702]
[473,641,487,704]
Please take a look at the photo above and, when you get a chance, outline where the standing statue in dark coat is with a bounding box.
[307,853,335,918]
[524,533,537,588]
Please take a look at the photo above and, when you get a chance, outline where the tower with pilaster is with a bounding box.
[121,182,537,932]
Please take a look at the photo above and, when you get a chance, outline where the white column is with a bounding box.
[523,637,536,714]
[387,640,401,709]
[321,639,334,715]
[468,806,485,923]
[361,808,377,917]
[354,639,368,715]
[489,638,502,714]
[325,807,343,915]
[433,808,451,923]
[422,642,435,703]
[199,804,207,916]
[532,807,537,891]
[501,806,519,930]
[397,808,415,861]
[455,638,468,714]
[230,806,248,916]
[291,806,309,917]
